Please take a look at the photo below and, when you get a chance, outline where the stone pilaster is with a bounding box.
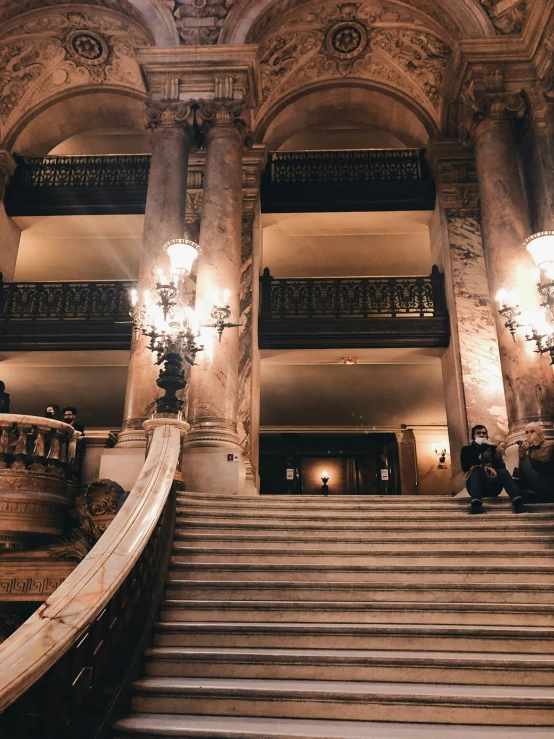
[468,92,554,437]
[428,142,508,490]
[521,82,554,232]
[0,150,21,281]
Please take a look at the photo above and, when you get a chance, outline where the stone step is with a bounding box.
[170,546,549,566]
[172,533,554,552]
[167,562,554,584]
[129,676,554,725]
[113,713,554,738]
[165,579,554,604]
[175,510,554,523]
[159,599,554,627]
[143,646,554,686]
[176,494,554,510]
[153,621,554,653]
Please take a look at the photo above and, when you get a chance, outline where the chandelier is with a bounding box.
[129,238,241,414]
[497,232,554,364]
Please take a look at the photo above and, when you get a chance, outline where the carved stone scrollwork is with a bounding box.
[196,100,251,144]
[48,478,126,561]
[480,0,528,35]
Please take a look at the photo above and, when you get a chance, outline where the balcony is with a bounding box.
[261,149,436,213]
[0,278,133,350]
[5,149,436,217]
[259,267,449,349]
[0,270,449,351]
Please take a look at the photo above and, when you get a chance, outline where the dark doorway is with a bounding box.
[259,433,401,495]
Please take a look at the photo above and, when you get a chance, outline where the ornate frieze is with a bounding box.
[0,7,149,129]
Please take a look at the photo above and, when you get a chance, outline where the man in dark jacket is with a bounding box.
[460,425,529,514]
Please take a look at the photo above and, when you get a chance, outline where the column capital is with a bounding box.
[143,100,199,145]
[460,90,527,143]
[196,99,251,144]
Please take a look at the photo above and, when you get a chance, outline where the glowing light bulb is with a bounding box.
[223,289,231,306]
[130,289,138,307]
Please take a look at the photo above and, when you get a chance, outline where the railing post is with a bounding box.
[260,267,273,318]
[430,264,447,316]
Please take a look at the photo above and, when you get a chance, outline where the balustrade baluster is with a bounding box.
[12,426,32,470]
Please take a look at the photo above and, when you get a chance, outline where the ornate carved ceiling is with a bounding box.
[251,0,453,131]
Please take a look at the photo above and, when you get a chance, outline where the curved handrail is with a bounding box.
[0,416,186,712]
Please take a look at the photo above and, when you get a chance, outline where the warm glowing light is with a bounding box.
[524,231,554,269]
[130,288,138,307]
[165,238,200,278]
[321,470,329,479]
[223,289,231,306]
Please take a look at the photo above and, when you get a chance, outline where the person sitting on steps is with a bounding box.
[460,424,530,515]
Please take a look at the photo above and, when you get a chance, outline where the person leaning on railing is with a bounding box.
[460,424,530,515]
[0,381,10,413]
[513,422,554,502]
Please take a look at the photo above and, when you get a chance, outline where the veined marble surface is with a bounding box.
[0,413,76,434]
[237,215,254,460]
[0,418,186,712]
[446,212,508,441]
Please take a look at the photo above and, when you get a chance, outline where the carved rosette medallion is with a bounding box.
[325,19,368,60]
[66,29,108,66]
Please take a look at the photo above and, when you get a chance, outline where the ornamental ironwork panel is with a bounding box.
[12,156,151,188]
[262,275,437,319]
[0,281,134,321]
[268,149,424,184]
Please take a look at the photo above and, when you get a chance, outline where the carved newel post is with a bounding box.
[469,91,554,438]
[182,101,249,495]
[118,101,197,447]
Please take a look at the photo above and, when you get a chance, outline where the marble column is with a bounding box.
[428,143,508,491]
[471,94,554,438]
[0,151,20,281]
[118,101,196,448]
[521,88,554,231]
[182,102,248,495]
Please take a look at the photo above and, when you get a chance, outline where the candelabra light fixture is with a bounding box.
[496,232,554,365]
[433,441,450,466]
[321,470,330,495]
[201,290,242,342]
[129,238,242,414]
[129,238,205,415]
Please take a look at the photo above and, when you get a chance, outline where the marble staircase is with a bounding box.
[114,493,554,738]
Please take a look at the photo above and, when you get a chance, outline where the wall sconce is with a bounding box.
[201,289,241,342]
[497,232,554,364]
[321,470,329,495]
[433,442,450,467]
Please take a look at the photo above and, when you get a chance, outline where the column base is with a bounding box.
[181,446,246,496]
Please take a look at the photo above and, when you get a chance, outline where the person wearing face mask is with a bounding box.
[460,425,529,515]
[513,422,554,501]
[44,404,62,421]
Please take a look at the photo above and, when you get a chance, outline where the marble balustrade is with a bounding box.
[0,417,186,712]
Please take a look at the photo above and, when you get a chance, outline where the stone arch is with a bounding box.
[222,0,495,46]
[6,87,146,154]
[255,80,439,148]
[0,4,152,149]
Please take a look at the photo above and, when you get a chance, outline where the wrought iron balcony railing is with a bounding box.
[11,155,151,189]
[0,278,133,350]
[267,149,426,185]
[259,267,449,349]
[0,279,134,320]
[261,268,445,319]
